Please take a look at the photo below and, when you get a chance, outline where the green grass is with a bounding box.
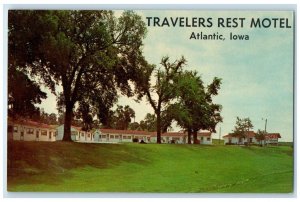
[7,141,294,193]
[212,138,224,145]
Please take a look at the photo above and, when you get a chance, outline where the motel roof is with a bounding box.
[98,129,212,137]
[223,131,281,139]
[100,128,153,136]
[71,125,84,132]
[161,132,212,137]
[265,133,281,139]
[8,118,57,130]
[223,131,256,138]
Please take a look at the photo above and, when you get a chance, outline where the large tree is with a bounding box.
[171,71,222,144]
[138,56,186,143]
[9,10,148,141]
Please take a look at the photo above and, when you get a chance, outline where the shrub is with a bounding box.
[132,138,139,143]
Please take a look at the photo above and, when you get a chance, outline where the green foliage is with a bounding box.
[114,105,136,130]
[255,129,267,145]
[128,122,140,130]
[232,117,254,146]
[100,105,135,130]
[138,56,187,143]
[232,117,254,138]
[9,10,149,140]
[171,70,222,143]
[8,66,47,119]
[37,110,59,125]
[75,101,94,131]
[139,113,156,132]
[8,142,293,193]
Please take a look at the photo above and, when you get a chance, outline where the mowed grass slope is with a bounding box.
[7,141,293,193]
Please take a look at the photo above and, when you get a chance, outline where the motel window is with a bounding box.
[41,130,47,136]
[101,135,107,139]
[14,126,18,133]
[81,133,84,137]
[207,137,211,141]
[27,128,34,135]
[115,135,119,139]
[87,134,90,138]
[110,135,114,139]
[55,131,58,137]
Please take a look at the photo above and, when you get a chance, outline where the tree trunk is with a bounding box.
[187,128,192,144]
[247,129,250,146]
[62,103,73,141]
[156,111,161,144]
[193,130,198,144]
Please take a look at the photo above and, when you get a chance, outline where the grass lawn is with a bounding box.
[7,141,294,193]
[212,138,224,145]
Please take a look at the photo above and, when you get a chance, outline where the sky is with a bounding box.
[38,10,294,142]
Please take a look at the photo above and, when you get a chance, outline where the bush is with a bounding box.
[132,138,139,143]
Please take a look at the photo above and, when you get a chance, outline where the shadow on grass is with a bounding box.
[7,141,151,187]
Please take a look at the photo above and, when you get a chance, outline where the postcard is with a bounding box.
[6,9,294,194]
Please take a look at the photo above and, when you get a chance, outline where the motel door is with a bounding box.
[36,130,40,141]
[49,132,52,140]
[20,129,24,141]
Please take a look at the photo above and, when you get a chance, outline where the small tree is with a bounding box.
[232,117,254,146]
[114,105,135,130]
[255,129,266,146]
[139,113,157,132]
